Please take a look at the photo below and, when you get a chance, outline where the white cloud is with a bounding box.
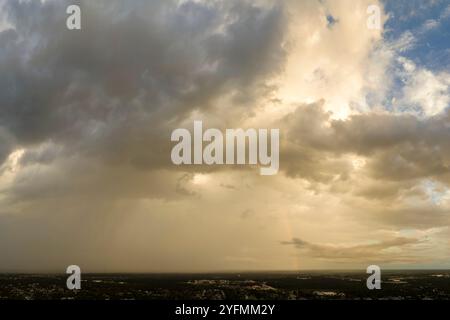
[400,66,450,117]
[421,19,439,32]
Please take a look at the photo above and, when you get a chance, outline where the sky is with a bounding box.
[0,0,449,272]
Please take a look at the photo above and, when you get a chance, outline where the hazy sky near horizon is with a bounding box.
[0,0,449,272]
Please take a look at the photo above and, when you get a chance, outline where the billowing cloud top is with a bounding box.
[0,0,449,272]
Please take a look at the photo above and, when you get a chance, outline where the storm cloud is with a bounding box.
[0,0,449,272]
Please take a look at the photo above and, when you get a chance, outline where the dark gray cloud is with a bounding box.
[0,0,290,272]
[280,102,450,184]
[0,0,287,169]
[276,102,450,231]
[0,125,14,164]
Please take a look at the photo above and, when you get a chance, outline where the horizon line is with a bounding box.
[1,268,450,275]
